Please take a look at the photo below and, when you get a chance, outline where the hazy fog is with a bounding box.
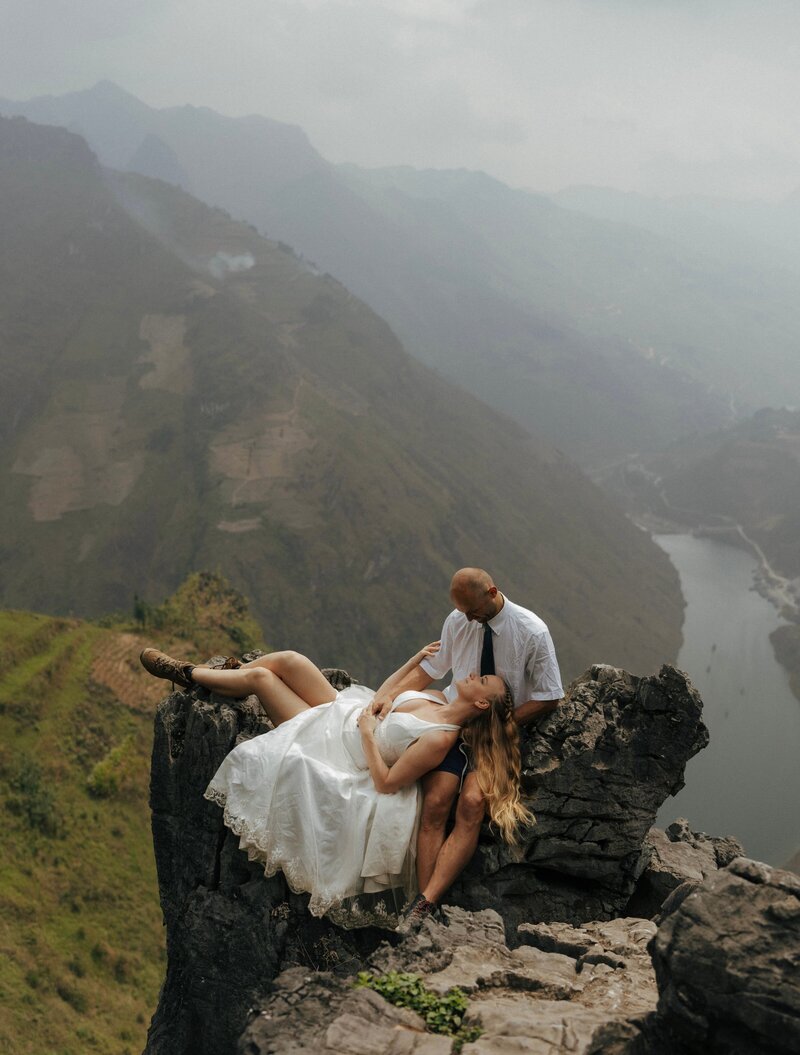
[3,0,800,200]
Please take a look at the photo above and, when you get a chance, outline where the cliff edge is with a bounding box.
[144,661,716,1053]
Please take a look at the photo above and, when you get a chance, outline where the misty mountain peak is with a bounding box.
[55,79,152,117]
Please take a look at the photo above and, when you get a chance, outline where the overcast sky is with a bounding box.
[4,0,800,199]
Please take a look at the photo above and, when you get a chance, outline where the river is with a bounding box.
[653,533,800,867]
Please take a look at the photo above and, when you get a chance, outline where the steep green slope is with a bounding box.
[0,575,264,1054]
[0,611,162,1055]
[0,114,682,686]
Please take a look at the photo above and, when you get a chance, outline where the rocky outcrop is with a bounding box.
[145,661,710,1053]
[626,819,745,919]
[239,907,660,1054]
[448,664,709,928]
[647,857,800,1054]
[240,862,800,1055]
[145,662,385,1055]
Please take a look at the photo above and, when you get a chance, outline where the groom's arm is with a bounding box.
[371,611,455,718]
[515,627,564,724]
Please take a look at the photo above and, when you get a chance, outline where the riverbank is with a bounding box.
[597,434,800,701]
[653,533,800,867]
[630,503,800,702]
[675,523,800,704]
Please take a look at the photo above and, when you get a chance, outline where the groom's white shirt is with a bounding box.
[420,596,563,709]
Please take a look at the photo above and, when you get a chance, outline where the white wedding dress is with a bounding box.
[204,685,460,925]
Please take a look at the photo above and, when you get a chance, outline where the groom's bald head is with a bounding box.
[450,567,502,622]
[451,567,494,595]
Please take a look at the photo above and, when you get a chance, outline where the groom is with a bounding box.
[372,567,564,926]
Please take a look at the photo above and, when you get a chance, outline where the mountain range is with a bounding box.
[6,82,800,466]
[0,113,682,684]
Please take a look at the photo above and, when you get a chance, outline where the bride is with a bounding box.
[140,642,532,924]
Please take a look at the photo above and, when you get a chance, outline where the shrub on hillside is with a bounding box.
[6,756,61,836]
[86,735,137,799]
[132,571,262,655]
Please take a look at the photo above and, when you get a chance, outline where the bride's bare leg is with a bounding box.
[237,651,338,707]
[191,650,336,725]
[189,663,323,726]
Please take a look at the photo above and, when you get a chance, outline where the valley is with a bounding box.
[0,113,684,687]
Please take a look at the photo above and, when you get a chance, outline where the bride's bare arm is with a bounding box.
[370,642,440,718]
[356,714,455,793]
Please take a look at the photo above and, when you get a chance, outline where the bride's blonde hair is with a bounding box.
[461,681,535,845]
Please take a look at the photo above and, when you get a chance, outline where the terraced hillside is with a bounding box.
[0,613,163,1054]
[0,574,261,1055]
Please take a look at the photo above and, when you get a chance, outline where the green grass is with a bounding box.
[0,612,162,1054]
[0,580,262,1054]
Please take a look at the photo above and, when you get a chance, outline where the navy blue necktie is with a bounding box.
[480,622,495,676]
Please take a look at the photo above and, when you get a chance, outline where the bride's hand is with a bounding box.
[415,641,441,664]
[357,709,377,736]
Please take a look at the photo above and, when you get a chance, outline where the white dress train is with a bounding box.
[204,685,459,925]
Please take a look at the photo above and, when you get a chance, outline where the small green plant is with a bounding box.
[132,594,147,626]
[354,971,482,1051]
[86,735,136,798]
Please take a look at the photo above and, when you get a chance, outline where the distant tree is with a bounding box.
[132,594,153,627]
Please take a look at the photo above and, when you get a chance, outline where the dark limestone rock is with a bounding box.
[625,821,746,919]
[661,817,745,869]
[240,868,800,1053]
[448,664,709,930]
[648,857,800,1054]
[144,665,385,1055]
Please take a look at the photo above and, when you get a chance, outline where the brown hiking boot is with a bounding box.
[396,894,441,936]
[140,648,194,689]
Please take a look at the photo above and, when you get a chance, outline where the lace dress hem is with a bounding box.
[203,785,404,928]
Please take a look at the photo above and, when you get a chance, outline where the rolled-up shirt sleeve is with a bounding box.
[420,611,455,681]
[525,629,564,701]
